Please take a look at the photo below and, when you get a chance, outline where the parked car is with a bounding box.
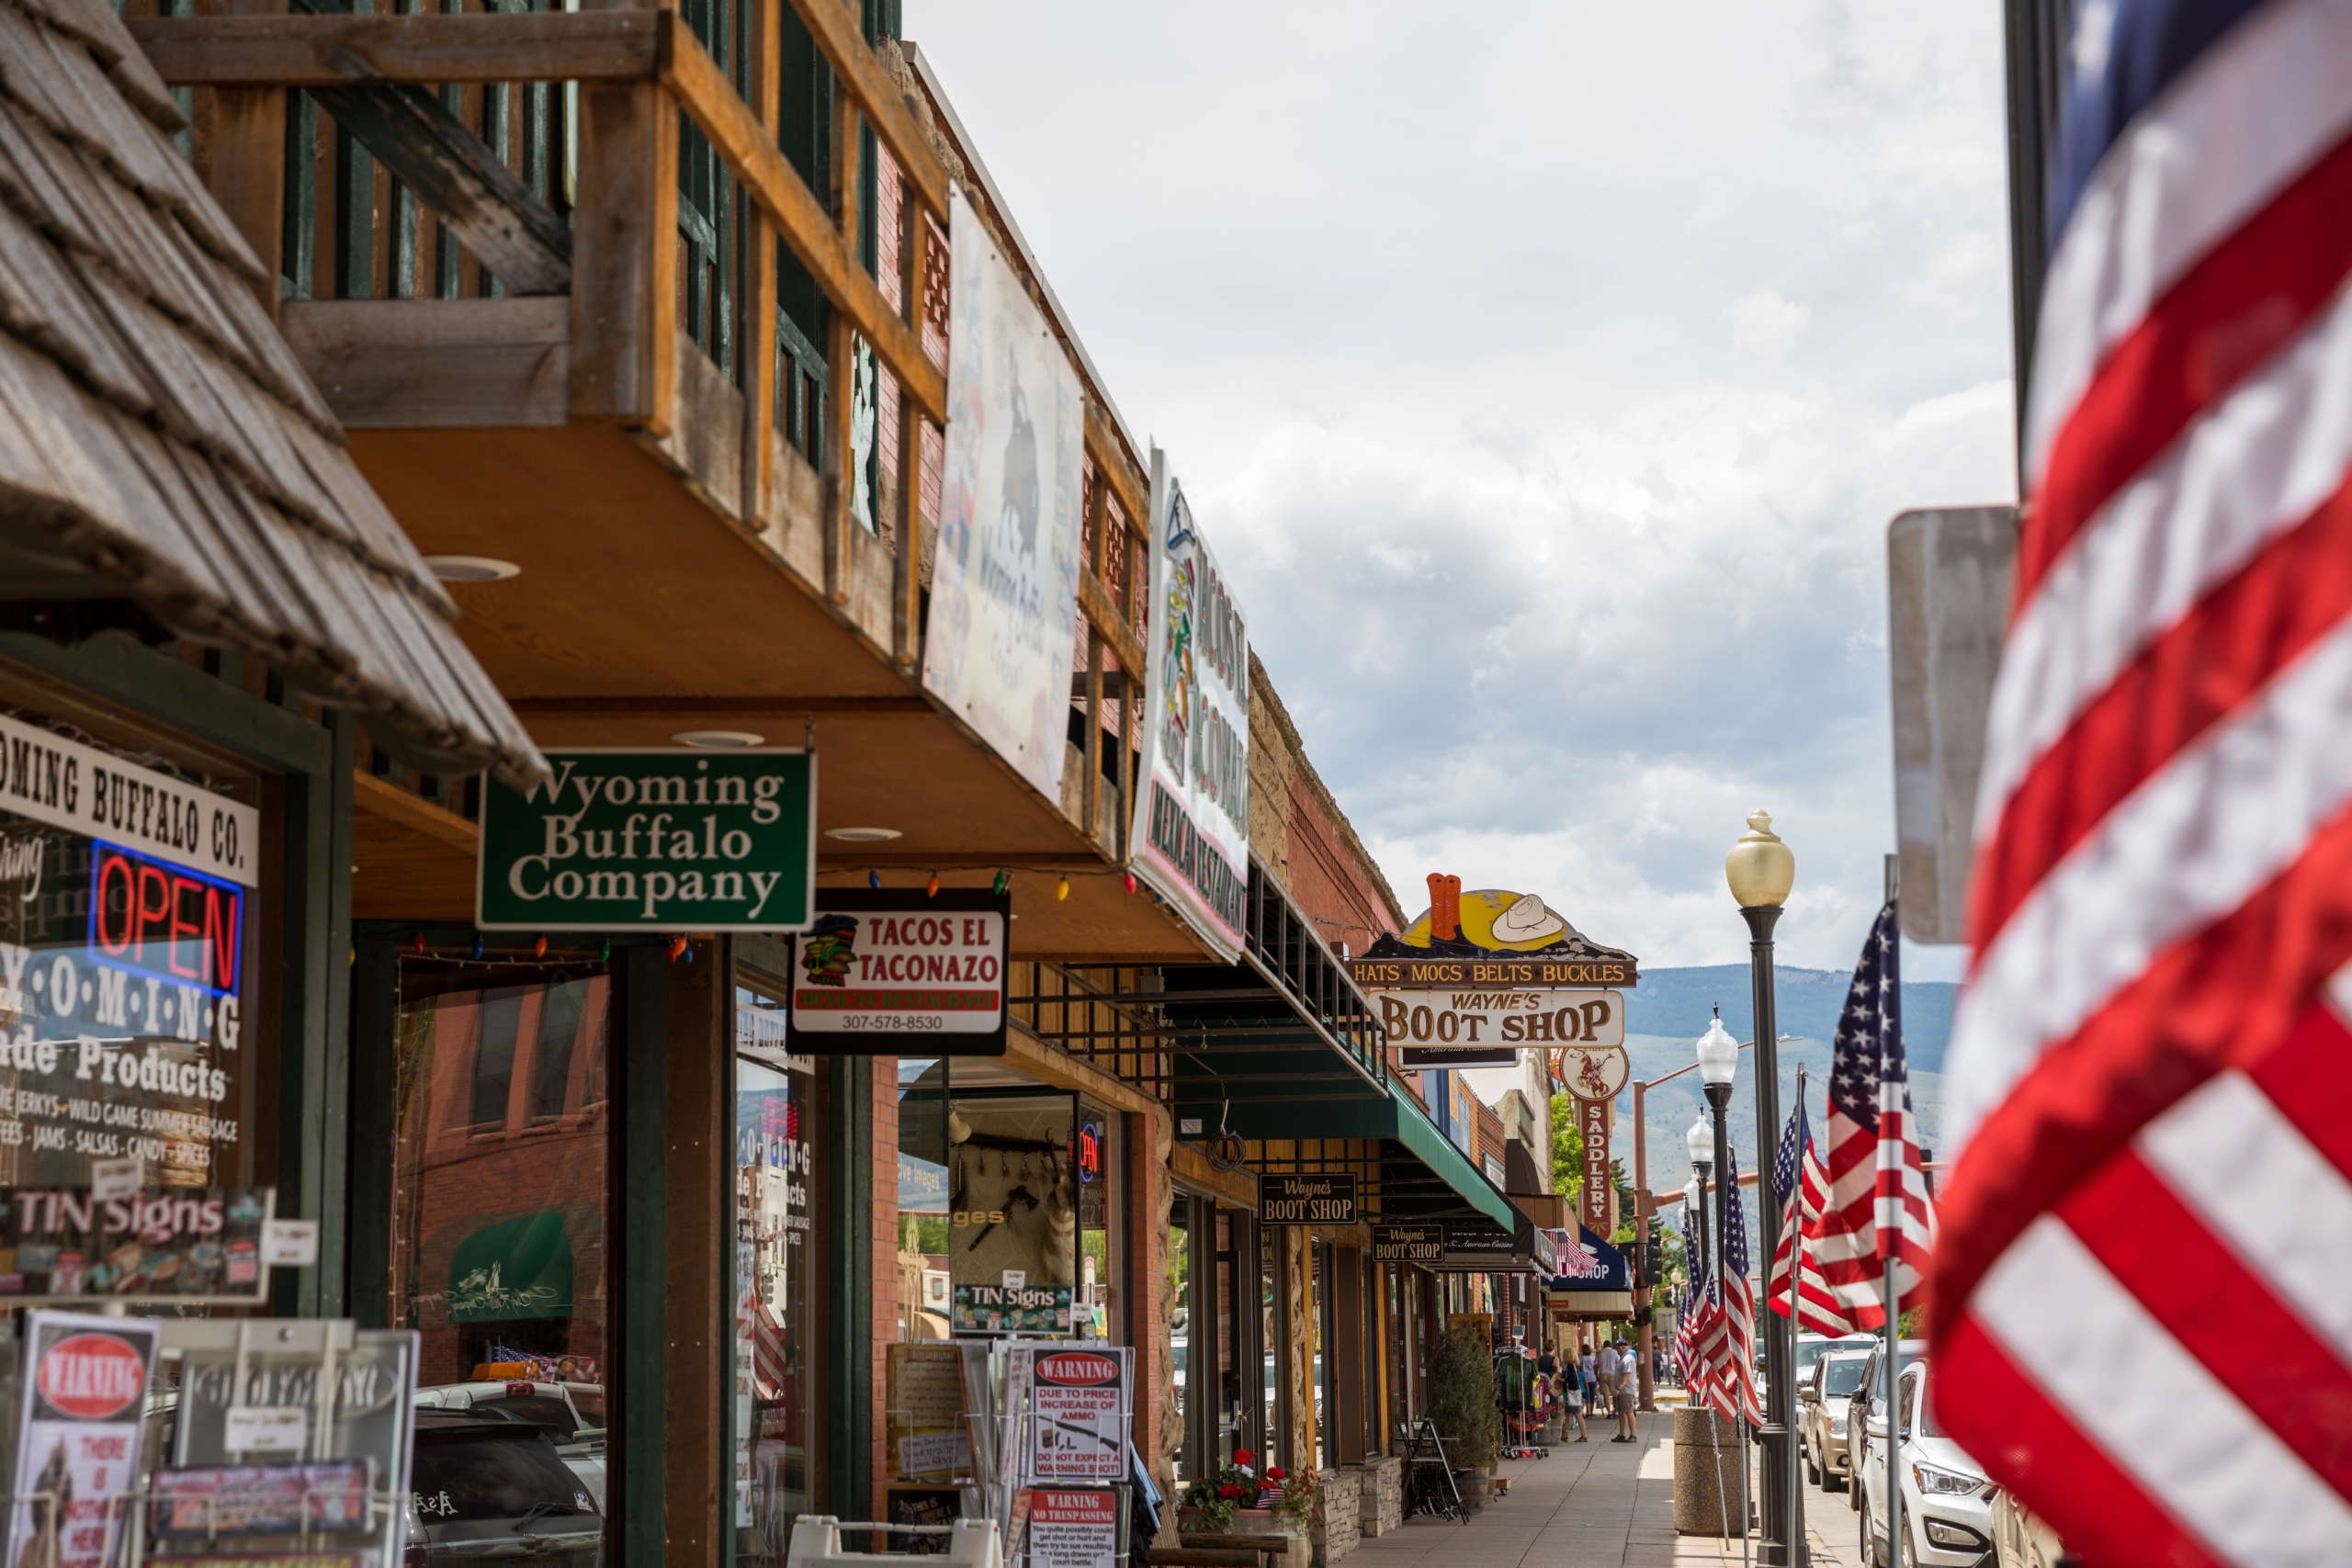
[1792,1330,1869,1389]
[409,1412,604,1567]
[1800,1347,1874,1491]
[1857,1361,1994,1567]
[1991,1487,2077,1568]
[413,1379,607,1512]
[1843,1339,1928,1512]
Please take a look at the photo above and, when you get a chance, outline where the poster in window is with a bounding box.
[3,1310,159,1568]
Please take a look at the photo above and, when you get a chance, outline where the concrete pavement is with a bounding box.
[1343,1411,1862,1567]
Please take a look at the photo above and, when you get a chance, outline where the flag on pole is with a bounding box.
[1674,1199,1713,1403]
[1695,1149,1763,1425]
[1933,3,2352,1562]
[1768,1099,1855,1334]
[1814,900,1932,1327]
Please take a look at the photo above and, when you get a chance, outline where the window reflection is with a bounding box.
[733,969,819,1562]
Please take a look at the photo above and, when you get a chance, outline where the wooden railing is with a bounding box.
[137,0,1153,845]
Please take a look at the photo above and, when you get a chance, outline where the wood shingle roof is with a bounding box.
[0,0,546,788]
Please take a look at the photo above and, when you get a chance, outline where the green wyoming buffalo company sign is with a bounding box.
[478,750,816,931]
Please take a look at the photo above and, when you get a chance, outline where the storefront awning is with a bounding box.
[447,1212,573,1323]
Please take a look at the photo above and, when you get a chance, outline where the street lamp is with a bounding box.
[1684,1116,1713,1352]
[1726,810,1799,1565]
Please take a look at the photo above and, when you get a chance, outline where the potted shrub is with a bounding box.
[1431,1324,1500,1506]
[1182,1448,1263,1534]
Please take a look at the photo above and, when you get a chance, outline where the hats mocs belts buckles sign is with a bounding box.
[477,750,817,931]
[1258,1171,1356,1225]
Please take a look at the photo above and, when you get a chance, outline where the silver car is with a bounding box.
[1843,1339,1928,1513]
[1800,1348,1873,1491]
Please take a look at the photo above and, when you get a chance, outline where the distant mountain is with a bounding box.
[1597,964,1958,1242]
[1623,964,1952,1072]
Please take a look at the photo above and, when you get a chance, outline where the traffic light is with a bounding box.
[1642,1239,1665,1285]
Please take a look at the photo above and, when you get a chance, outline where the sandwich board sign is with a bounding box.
[478,750,816,931]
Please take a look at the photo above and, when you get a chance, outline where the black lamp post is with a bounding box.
[1726,810,1800,1564]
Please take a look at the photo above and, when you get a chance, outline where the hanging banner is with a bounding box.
[923,188,1087,803]
[6,1310,160,1568]
[786,890,1009,1055]
[476,750,816,931]
[1126,451,1250,962]
[1577,1097,1612,1233]
[1257,1171,1357,1225]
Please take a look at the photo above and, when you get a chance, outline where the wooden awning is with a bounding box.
[0,0,545,788]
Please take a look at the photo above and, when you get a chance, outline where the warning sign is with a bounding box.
[1024,1488,1119,1568]
[1021,1348,1128,1483]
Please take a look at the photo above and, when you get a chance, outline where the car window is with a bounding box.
[1918,1371,1948,1438]
[1821,1357,1870,1398]
[469,1394,580,1438]
[569,1387,605,1426]
[1898,1368,1920,1433]
[412,1432,598,1523]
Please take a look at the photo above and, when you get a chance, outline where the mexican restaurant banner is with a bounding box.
[1127,449,1250,961]
[923,188,1086,802]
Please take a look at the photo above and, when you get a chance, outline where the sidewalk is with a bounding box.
[1342,1411,1861,1567]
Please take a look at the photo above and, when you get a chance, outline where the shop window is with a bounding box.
[0,705,260,1202]
[1169,1202,1192,1481]
[895,1057,948,1341]
[732,945,822,1562]
[390,964,610,1403]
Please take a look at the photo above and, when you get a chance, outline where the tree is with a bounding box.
[1548,1090,1583,1201]
[1431,1321,1500,1466]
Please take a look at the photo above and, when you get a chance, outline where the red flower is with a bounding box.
[1233,1448,1255,1466]
[1218,1484,1240,1500]
[1266,1467,1286,1482]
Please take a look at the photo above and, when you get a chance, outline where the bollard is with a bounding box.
[1672,1407,1745,1537]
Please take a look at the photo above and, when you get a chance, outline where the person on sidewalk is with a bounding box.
[1595,1340,1624,1441]
[1559,1351,1589,1440]
[1611,1337,1637,1442]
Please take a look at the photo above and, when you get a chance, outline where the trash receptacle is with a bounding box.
[1672,1407,1745,1536]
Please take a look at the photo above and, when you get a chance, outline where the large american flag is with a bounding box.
[1933,2,2352,1562]
[1693,1149,1762,1425]
[1767,1099,1854,1334]
[1813,901,1932,1327]
[1674,1197,1713,1403]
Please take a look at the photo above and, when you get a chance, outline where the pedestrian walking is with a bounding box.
[1559,1351,1589,1440]
[1612,1337,1637,1441]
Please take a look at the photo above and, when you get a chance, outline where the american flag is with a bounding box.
[1767,1099,1854,1334]
[1813,901,1931,1327]
[1693,1148,1762,1425]
[1933,2,2352,1562]
[1674,1199,1713,1402]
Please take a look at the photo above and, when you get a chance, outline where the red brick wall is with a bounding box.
[1283,782,1398,958]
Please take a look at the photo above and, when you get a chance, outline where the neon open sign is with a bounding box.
[86,843,243,999]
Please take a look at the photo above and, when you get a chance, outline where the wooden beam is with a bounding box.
[779,0,951,222]
[893,195,928,671]
[131,12,660,85]
[738,0,779,528]
[658,15,944,425]
[569,77,675,426]
[502,694,932,716]
[1007,1020,1157,1117]
[823,81,861,605]
[282,297,569,427]
[1086,399,1148,538]
[201,86,286,319]
[1080,567,1145,680]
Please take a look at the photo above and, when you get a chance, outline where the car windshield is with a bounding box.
[1821,1356,1871,1397]
[469,1394,579,1439]
[412,1431,599,1523]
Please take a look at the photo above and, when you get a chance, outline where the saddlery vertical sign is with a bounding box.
[477,751,817,931]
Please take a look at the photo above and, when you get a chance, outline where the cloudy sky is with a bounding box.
[905,1,2018,977]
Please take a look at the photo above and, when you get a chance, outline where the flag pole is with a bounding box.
[1790,1065,1809,1567]
[1883,860,1903,1568]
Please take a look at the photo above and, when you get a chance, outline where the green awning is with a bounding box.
[447,1212,573,1323]
[1385,1081,1517,1230]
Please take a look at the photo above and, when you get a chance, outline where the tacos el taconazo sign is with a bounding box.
[1348,877,1641,990]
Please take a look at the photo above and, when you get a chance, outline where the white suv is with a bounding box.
[1858,1361,1995,1567]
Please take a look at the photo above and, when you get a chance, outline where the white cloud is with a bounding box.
[1726,291,1813,358]
[905,0,2017,974]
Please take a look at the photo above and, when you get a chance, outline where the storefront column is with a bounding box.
[829,1054,874,1517]
[618,942,670,1568]
[870,1057,899,1523]
[1130,1106,1174,1499]
[1284,1228,1315,1472]
[664,939,727,1561]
